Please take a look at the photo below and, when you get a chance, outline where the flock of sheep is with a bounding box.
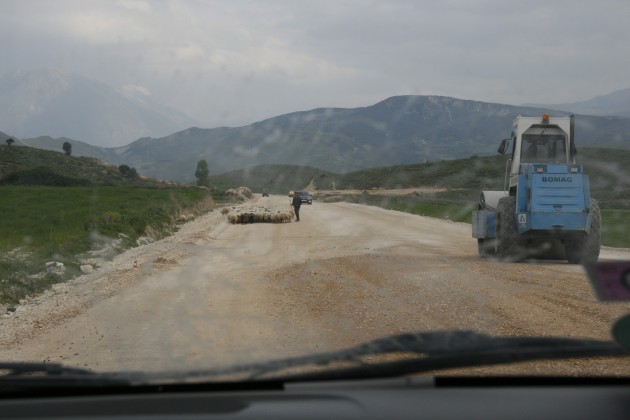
[221,205,295,224]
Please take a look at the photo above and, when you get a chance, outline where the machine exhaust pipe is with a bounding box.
[569,114,576,161]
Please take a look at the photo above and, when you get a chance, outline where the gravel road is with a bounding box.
[1,195,629,376]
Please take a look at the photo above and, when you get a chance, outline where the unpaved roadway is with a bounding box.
[1,195,629,376]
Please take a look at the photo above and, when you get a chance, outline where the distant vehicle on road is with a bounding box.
[262,189,269,197]
[296,191,312,205]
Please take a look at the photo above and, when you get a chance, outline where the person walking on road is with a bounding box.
[291,192,302,222]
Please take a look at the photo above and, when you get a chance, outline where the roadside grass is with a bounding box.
[341,193,474,223]
[0,186,214,305]
[386,202,475,223]
[601,209,630,249]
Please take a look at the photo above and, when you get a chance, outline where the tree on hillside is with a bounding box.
[62,141,72,156]
[195,160,210,187]
[5,138,14,146]
[119,164,139,179]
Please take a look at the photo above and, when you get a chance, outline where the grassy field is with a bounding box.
[600,209,630,248]
[0,186,214,304]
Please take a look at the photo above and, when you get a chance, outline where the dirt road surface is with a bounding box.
[1,195,629,376]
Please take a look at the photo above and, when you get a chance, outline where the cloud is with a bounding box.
[172,44,206,61]
[116,0,152,12]
[0,0,629,127]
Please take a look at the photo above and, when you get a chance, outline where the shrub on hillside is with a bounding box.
[118,165,139,179]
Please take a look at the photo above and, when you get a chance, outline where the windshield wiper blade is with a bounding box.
[176,330,628,383]
[0,362,94,377]
[4,331,626,387]
[0,362,131,392]
[281,333,628,382]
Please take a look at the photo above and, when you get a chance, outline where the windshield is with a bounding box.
[521,134,567,163]
[1,0,630,381]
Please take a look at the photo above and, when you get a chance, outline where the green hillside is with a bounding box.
[209,164,336,194]
[0,144,158,186]
[337,155,505,191]
[210,148,630,209]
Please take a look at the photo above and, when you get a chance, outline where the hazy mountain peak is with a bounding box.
[0,69,68,116]
[0,69,199,147]
[523,87,630,117]
[117,84,153,106]
[3,68,70,90]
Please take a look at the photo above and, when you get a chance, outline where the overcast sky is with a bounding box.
[1,0,629,127]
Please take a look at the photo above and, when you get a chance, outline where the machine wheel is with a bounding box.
[565,199,601,264]
[477,239,496,257]
[494,196,523,262]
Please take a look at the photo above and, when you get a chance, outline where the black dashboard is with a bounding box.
[1,376,628,419]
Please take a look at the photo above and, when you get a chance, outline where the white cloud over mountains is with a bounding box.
[1,0,629,128]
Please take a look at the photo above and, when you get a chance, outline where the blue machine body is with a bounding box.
[472,164,592,240]
[513,164,592,236]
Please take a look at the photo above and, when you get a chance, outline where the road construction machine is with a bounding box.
[472,114,600,263]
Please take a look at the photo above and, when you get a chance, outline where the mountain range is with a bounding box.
[2,70,630,183]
